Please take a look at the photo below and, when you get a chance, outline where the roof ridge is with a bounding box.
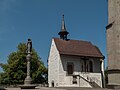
[53,37,91,43]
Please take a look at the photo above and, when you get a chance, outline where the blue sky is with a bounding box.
[0,0,108,70]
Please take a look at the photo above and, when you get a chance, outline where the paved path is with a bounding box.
[4,87,116,90]
[5,87,64,90]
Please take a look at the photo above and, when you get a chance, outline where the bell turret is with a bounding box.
[58,15,69,40]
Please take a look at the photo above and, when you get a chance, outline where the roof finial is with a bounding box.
[61,14,66,31]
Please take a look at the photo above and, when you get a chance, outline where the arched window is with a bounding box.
[89,61,93,72]
[87,64,89,72]
[81,64,84,72]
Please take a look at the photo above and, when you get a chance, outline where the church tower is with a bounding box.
[107,0,120,88]
[58,15,69,40]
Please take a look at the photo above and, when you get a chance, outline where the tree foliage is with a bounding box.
[0,43,47,85]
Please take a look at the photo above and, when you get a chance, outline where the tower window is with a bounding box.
[117,35,119,38]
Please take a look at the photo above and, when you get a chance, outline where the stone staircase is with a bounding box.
[89,81,101,88]
[80,74,101,88]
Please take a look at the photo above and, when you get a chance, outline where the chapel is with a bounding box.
[48,15,105,88]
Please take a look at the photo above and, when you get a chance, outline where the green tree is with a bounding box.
[0,43,47,85]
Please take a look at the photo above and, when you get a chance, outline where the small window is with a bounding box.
[67,62,74,75]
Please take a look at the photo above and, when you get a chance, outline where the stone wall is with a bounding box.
[107,0,120,69]
[107,0,120,86]
[48,39,60,87]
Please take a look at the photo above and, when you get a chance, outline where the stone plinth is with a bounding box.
[24,76,32,85]
[19,84,36,89]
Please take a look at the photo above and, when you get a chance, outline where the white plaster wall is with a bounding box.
[58,55,89,87]
[58,55,102,87]
[58,55,81,87]
[48,39,60,87]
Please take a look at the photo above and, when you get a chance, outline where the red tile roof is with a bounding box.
[54,38,104,58]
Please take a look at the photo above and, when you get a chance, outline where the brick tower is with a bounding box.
[106,0,120,88]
